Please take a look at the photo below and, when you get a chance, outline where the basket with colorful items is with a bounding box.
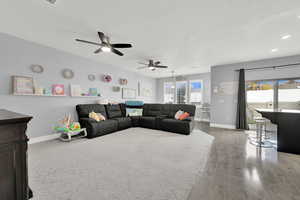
[54,114,81,133]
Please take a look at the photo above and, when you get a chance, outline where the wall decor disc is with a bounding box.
[103,74,112,82]
[30,64,44,73]
[62,69,74,79]
[88,74,96,81]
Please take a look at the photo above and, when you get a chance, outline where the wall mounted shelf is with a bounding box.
[13,93,67,97]
[12,93,101,98]
[70,96,101,98]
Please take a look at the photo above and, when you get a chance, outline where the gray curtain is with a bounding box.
[236,69,248,130]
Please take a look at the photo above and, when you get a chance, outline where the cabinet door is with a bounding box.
[0,144,17,200]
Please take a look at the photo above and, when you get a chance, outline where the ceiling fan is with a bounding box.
[137,60,168,71]
[75,32,132,56]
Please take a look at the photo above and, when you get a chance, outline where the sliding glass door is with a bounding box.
[278,79,300,110]
[246,80,274,124]
[246,77,300,126]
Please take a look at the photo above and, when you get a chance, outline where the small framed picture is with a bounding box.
[52,84,65,96]
[12,76,34,95]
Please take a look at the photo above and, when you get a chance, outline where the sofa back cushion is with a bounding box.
[105,104,123,119]
[168,104,196,117]
[143,104,162,116]
[76,104,107,119]
[160,104,170,116]
[119,103,127,117]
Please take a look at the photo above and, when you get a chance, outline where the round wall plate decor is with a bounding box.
[31,64,44,73]
[88,74,96,81]
[62,69,74,79]
[103,74,112,83]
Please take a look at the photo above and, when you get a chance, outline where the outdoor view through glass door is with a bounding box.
[278,79,300,110]
[246,78,300,127]
[246,80,274,125]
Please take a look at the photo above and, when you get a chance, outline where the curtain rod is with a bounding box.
[234,62,300,72]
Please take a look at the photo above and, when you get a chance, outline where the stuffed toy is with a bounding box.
[89,111,106,122]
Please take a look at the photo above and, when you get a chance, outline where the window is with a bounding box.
[164,82,175,103]
[189,80,203,104]
[176,81,187,104]
[164,79,204,104]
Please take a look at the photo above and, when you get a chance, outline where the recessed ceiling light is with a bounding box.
[271,48,279,52]
[281,35,291,40]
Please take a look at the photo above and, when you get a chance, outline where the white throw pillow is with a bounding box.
[174,110,184,120]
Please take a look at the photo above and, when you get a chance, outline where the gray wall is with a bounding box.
[211,55,300,127]
[156,73,210,104]
[0,33,156,138]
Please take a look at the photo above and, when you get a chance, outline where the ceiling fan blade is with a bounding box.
[138,62,148,65]
[75,39,101,46]
[94,48,102,54]
[111,48,124,56]
[98,32,105,43]
[155,61,161,65]
[155,65,168,68]
[137,66,149,69]
[111,43,132,48]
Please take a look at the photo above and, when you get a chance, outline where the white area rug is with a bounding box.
[28,128,214,200]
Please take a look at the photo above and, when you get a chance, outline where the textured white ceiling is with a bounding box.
[1,0,300,78]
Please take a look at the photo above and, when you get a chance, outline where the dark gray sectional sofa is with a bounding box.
[76,103,196,138]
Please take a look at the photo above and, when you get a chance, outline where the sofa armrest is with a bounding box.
[80,118,98,124]
[79,118,99,138]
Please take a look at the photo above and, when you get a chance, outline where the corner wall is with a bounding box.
[0,33,156,139]
[211,55,300,128]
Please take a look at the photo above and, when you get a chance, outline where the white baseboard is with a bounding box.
[210,123,236,129]
[29,133,60,144]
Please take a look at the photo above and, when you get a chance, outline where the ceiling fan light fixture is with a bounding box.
[149,66,155,70]
[101,46,111,52]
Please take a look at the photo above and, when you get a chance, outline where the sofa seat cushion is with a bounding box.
[159,118,193,135]
[112,117,132,130]
[79,118,118,138]
[139,116,156,129]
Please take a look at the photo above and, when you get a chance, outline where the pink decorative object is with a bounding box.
[103,75,112,83]
[52,84,65,95]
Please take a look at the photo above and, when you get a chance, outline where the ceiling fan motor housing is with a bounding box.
[46,0,56,4]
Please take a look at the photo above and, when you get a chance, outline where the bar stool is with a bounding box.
[249,118,273,148]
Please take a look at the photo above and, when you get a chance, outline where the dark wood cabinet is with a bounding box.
[0,109,33,200]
